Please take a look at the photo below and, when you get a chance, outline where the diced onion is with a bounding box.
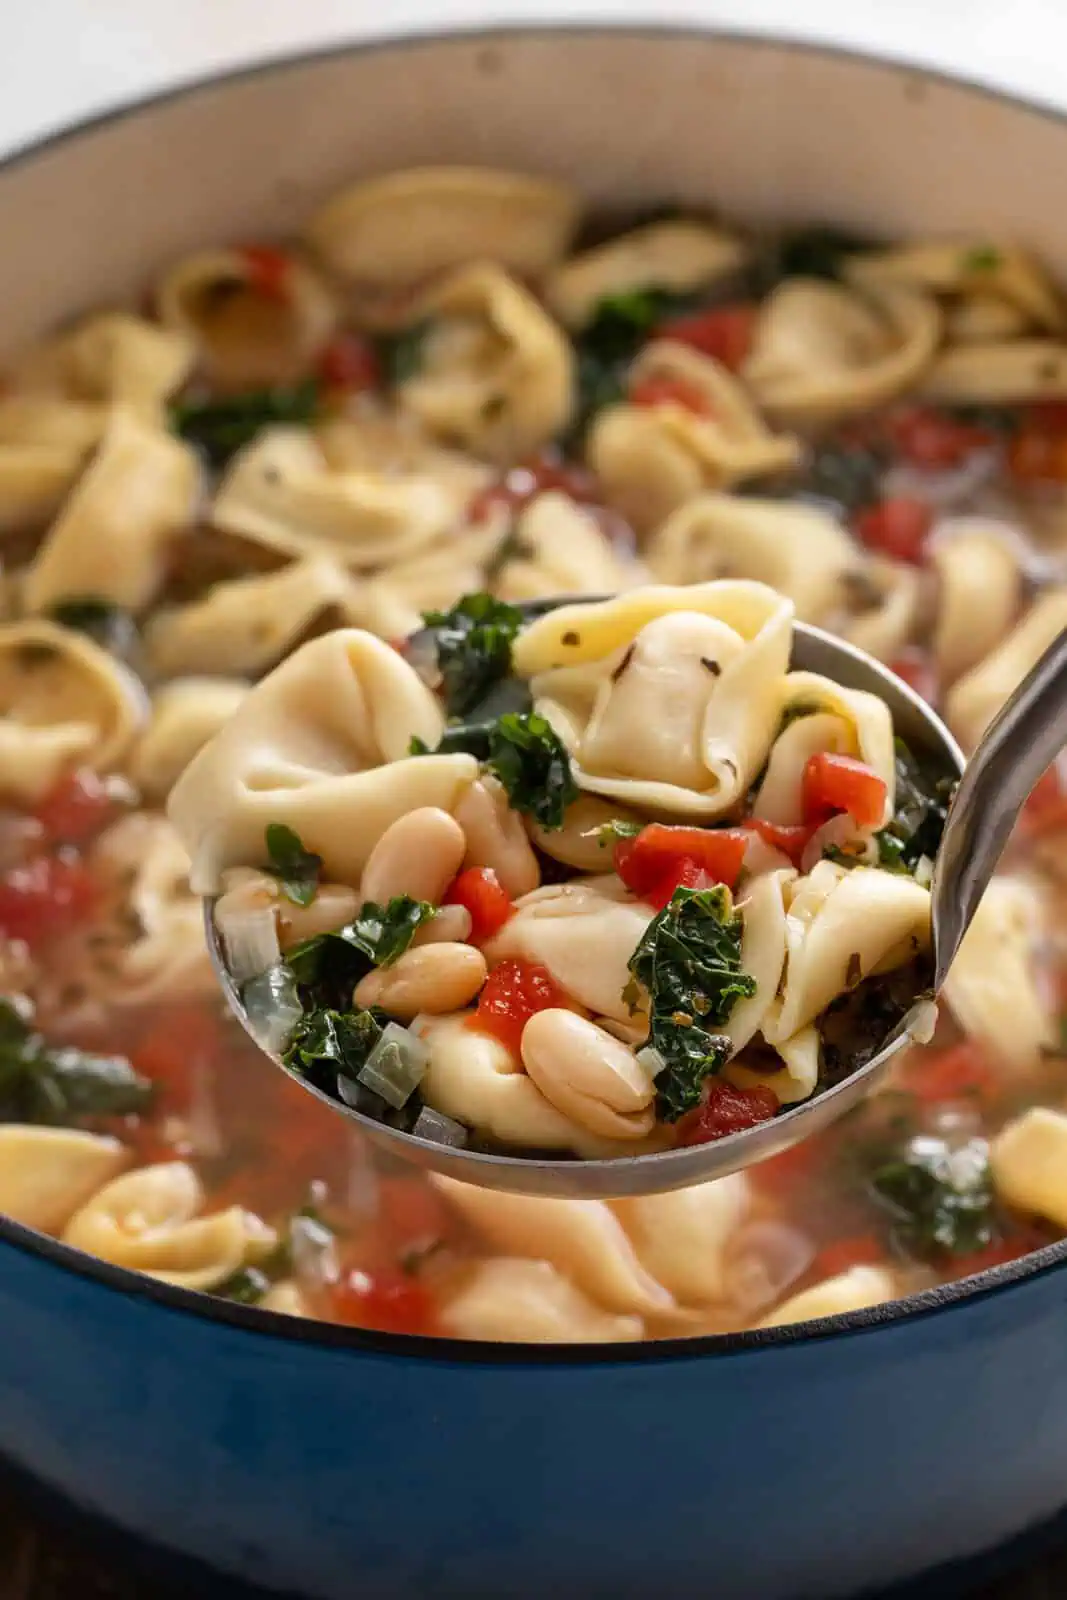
[242,964,304,1057]
[412,1106,469,1147]
[357,1022,429,1109]
[403,629,442,690]
[290,1212,340,1289]
[217,901,281,984]
[801,815,875,875]
[635,1045,667,1082]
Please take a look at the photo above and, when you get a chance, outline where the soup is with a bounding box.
[0,168,1064,1342]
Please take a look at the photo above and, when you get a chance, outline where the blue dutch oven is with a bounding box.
[2,28,1066,1597]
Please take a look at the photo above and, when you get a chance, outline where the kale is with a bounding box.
[802,440,886,515]
[765,224,877,284]
[170,381,319,468]
[876,740,955,872]
[484,711,578,829]
[50,598,139,661]
[626,886,757,1122]
[421,593,524,718]
[265,823,322,907]
[411,676,534,762]
[870,1133,996,1258]
[0,997,152,1125]
[284,896,436,991]
[283,1005,384,1097]
[961,244,1002,274]
[214,1205,336,1306]
[215,1266,274,1305]
[570,286,698,437]
[377,322,430,387]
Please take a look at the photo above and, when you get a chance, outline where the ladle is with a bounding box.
[205,601,1067,1198]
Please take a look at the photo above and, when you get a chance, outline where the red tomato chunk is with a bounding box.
[443,867,513,942]
[887,406,995,469]
[812,1233,885,1279]
[470,959,566,1055]
[889,650,938,705]
[0,855,97,949]
[1020,764,1067,837]
[742,818,815,869]
[802,752,887,830]
[318,332,380,392]
[468,451,598,523]
[677,1081,779,1144]
[35,769,117,846]
[614,825,748,908]
[652,304,757,371]
[628,375,713,416]
[853,496,932,565]
[904,1040,993,1105]
[238,244,291,301]
[328,1266,437,1335]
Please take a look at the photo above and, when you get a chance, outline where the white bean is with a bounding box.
[526,797,644,872]
[354,942,488,1020]
[520,1009,657,1140]
[413,904,474,946]
[277,884,360,951]
[360,807,466,906]
[455,777,541,898]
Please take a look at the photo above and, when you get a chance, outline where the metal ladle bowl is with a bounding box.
[206,601,1065,1199]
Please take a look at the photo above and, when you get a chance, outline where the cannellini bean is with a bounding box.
[520,1009,657,1140]
[359,807,466,905]
[354,941,488,1019]
[455,776,541,897]
[412,904,473,946]
[526,797,644,872]
[277,883,360,951]
[216,865,277,914]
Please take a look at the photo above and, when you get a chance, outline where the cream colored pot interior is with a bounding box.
[2,30,1067,356]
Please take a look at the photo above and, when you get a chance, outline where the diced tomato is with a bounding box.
[904,1040,994,1105]
[1007,426,1067,485]
[468,451,599,523]
[470,958,566,1055]
[613,824,748,908]
[742,817,816,869]
[887,406,995,469]
[0,855,97,949]
[1028,400,1067,431]
[328,1265,437,1335]
[652,304,758,371]
[853,496,933,564]
[1020,764,1067,837]
[318,331,380,393]
[751,1135,823,1195]
[802,752,887,830]
[628,375,712,416]
[35,769,117,846]
[238,244,291,301]
[812,1233,885,1279]
[890,649,938,704]
[377,1177,454,1257]
[443,867,513,942]
[131,1007,223,1108]
[677,1081,779,1144]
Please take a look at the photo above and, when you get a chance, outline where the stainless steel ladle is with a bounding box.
[206,601,1067,1199]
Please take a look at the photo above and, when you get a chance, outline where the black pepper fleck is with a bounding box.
[561,630,581,647]
[611,644,636,681]
[700,656,722,676]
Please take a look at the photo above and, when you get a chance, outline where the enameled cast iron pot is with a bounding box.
[3,30,1067,1599]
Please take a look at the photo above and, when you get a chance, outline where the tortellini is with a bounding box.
[919,340,1067,405]
[0,397,104,537]
[753,680,895,827]
[130,677,248,800]
[648,493,861,623]
[742,278,942,422]
[144,556,356,679]
[588,341,801,532]
[759,1265,897,1328]
[167,627,477,892]
[611,1173,750,1306]
[0,1127,127,1234]
[211,427,461,568]
[305,166,579,299]
[839,559,924,664]
[545,219,747,329]
[0,619,147,801]
[61,1161,275,1291]
[845,239,1063,334]
[516,581,792,819]
[157,248,336,389]
[440,1258,645,1343]
[990,1109,1067,1230]
[929,523,1024,684]
[22,409,202,615]
[946,587,1067,751]
[8,311,194,415]
[395,264,575,461]
[494,491,646,603]
[943,876,1055,1066]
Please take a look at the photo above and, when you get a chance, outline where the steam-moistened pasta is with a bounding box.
[0,175,1064,1344]
[189,578,939,1158]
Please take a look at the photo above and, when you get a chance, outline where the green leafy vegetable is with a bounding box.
[768,225,877,283]
[421,593,524,718]
[170,381,319,468]
[570,286,697,437]
[50,598,139,660]
[626,886,757,1122]
[283,1006,384,1094]
[215,1266,274,1305]
[803,440,885,515]
[265,823,322,907]
[285,896,436,990]
[484,711,578,829]
[591,818,644,849]
[377,322,430,387]
[870,1133,996,1258]
[0,997,152,1125]
[961,244,1002,274]
[874,741,955,873]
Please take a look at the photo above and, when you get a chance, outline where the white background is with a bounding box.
[5,0,1067,158]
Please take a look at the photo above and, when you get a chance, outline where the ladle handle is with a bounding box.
[932,626,1067,988]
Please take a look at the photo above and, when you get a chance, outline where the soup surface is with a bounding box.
[1,169,1066,1341]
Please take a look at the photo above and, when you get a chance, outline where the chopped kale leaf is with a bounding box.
[284,896,436,992]
[484,711,578,829]
[870,1132,996,1258]
[283,1006,384,1096]
[421,593,524,718]
[377,321,430,387]
[50,598,139,661]
[265,823,322,907]
[170,381,319,468]
[627,886,757,1122]
[569,285,700,438]
[875,740,955,872]
[0,997,152,1126]
[763,224,878,285]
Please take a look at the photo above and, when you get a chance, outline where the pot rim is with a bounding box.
[3,18,1064,1365]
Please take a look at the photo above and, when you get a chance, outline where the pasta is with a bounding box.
[0,171,1063,1343]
